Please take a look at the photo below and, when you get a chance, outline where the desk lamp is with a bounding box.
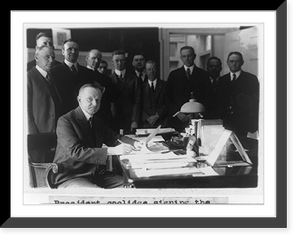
[180,95,205,157]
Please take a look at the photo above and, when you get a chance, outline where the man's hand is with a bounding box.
[131,121,138,131]
[133,141,143,150]
[176,113,189,122]
[146,114,159,126]
[107,143,135,155]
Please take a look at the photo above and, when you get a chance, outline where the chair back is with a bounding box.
[27,132,58,188]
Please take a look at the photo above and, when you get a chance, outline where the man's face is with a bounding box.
[62,41,79,63]
[35,47,55,72]
[112,54,126,71]
[145,63,157,81]
[86,50,102,70]
[180,49,196,67]
[132,55,146,72]
[207,59,222,79]
[78,87,102,116]
[98,63,108,74]
[227,54,243,73]
[36,36,53,48]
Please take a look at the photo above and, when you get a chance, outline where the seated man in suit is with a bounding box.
[27,45,63,134]
[52,83,142,189]
[27,32,61,71]
[141,60,167,127]
[85,49,117,128]
[51,39,96,115]
[221,51,260,137]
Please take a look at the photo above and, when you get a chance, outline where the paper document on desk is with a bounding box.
[136,127,176,136]
[128,125,169,154]
[124,152,197,169]
[126,135,165,143]
[134,166,218,178]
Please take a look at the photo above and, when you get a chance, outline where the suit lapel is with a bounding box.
[143,81,150,99]
[32,68,53,96]
[154,79,162,100]
[75,107,95,146]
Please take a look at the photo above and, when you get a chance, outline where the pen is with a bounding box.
[118,139,140,151]
[172,111,180,117]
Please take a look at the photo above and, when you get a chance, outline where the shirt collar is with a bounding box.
[209,76,220,83]
[80,107,93,121]
[135,70,145,77]
[115,68,126,77]
[148,78,157,86]
[230,70,241,80]
[64,59,77,69]
[183,65,195,73]
[35,65,48,78]
[87,65,94,71]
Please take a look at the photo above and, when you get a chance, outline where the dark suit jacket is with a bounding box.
[51,62,95,114]
[88,69,117,128]
[165,65,211,131]
[110,71,141,134]
[205,76,230,119]
[27,59,61,71]
[220,70,260,136]
[141,78,167,127]
[27,67,63,134]
[53,106,136,186]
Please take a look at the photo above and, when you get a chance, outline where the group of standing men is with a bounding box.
[27,32,259,189]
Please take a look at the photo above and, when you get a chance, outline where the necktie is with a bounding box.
[71,64,77,73]
[150,82,155,93]
[45,74,52,85]
[138,72,143,81]
[212,78,217,89]
[186,68,191,79]
[88,117,93,129]
[232,73,236,82]
[88,117,97,145]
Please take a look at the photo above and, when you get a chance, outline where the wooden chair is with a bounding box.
[27,132,62,188]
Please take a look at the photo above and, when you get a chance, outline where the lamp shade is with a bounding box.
[180,99,205,113]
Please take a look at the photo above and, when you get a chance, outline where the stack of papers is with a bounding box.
[136,127,176,136]
[120,152,219,178]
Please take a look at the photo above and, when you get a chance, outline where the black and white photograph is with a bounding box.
[6,6,288,231]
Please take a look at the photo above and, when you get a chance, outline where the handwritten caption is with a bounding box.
[49,196,228,204]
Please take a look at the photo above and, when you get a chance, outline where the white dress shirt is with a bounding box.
[114,68,126,78]
[64,59,78,71]
[148,79,157,90]
[183,64,195,75]
[230,70,241,81]
[35,65,48,79]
